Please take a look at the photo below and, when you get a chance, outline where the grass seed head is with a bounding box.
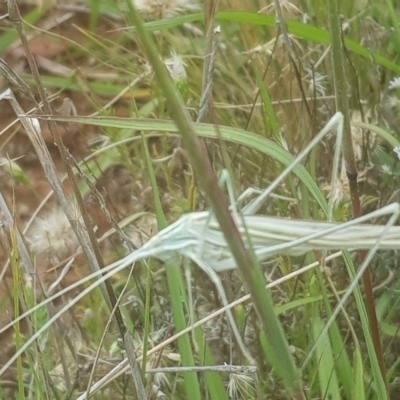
[131,329,180,388]
[164,51,189,98]
[259,0,303,17]
[164,52,187,81]
[131,0,200,19]
[126,214,158,248]
[28,207,79,263]
[322,168,350,207]
[304,69,328,97]
[388,77,400,91]
[227,372,256,400]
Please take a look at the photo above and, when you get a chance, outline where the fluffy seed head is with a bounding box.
[28,208,79,263]
[324,177,350,208]
[164,52,187,81]
[227,372,256,400]
[322,163,350,207]
[389,77,400,91]
[259,0,303,17]
[131,0,199,19]
[304,69,327,97]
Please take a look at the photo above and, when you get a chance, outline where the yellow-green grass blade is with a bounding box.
[341,252,388,400]
[142,136,202,400]
[312,316,341,400]
[33,116,329,214]
[352,345,366,400]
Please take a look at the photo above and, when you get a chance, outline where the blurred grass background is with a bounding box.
[1,0,400,399]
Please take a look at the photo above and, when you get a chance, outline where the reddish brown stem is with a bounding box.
[348,173,388,390]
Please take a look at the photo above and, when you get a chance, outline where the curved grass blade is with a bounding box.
[30,115,328,213]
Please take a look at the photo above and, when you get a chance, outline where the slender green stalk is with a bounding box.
[127,2,304,398]
[141,258,153,380]
[142,136,202,400]
[326,0,388,395]
[11,228,25,400]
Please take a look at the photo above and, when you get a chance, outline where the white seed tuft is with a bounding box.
[131,0,199,19]
[164,52,187,81]
[28,208,79,263]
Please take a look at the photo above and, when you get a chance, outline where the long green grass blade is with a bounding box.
[352,345,366,400]
[312,316,341,400]
[35,115,328,213]
[142,136,202,400]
